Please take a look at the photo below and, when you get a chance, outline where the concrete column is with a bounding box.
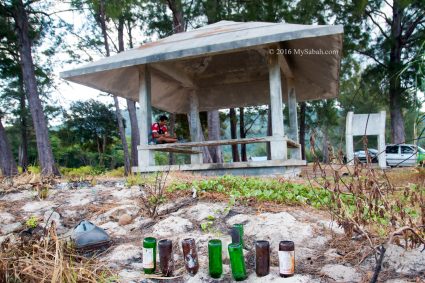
[377,110,387,168]
[189,90,203,165]
[138,65,154,168]
[268,53,287,160]
[287,78,298,142]
[345,111,354,165]
[287,78,300,159]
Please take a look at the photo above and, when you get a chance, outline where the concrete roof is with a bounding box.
[61,21,343,113]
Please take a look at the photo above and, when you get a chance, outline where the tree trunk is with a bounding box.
[167,0,185,33]
[127,100,139,167]
[13,0,59,176]
[322,129,329,164]
[99,1,131,174]
[118,17,139,168]
[204,2,223,163]
[207,110,223,163]
[167,0,185,165]
[389,1,405,144]
[299,102,306,160]
[168,113,176,165]
[266,105,272,160]
[0,119,18,176]
[18,77,28,171]
[113,97,131,174]
[239,107,247,161]
[229,108,240,162]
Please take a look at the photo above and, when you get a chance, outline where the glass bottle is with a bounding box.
[231,223,244,247]
[228,243,247,281]
[142,237,157,274]
[181,238,199,276]
[279,240,295,277]
[208,239,223,279]
[255,240,270,276]
[158,239,173,276]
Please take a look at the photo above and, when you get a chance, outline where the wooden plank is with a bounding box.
[139,137,300,150]
[150,147,202,154]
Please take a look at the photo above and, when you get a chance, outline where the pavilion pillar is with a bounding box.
[268,53,287,160]
[189,90,203,165]
[138,65,154,168]
[287,78,301,159]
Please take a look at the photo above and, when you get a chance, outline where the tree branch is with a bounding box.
[365,9,390,40]
[383,0,392,9]
[402,14,425,45]
[357,50,387,68]
[106,32,119,53]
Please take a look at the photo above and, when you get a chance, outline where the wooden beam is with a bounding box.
[151,62,195,88]
[150,147,202,154]
[138,137,300,150]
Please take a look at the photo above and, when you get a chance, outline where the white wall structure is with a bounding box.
[346,111,386,168]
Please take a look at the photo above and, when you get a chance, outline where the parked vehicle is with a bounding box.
[354,148,378,163]
[418,146,425,165]
[385,144,418,167]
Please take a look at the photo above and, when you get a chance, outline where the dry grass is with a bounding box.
[0,225,115,283]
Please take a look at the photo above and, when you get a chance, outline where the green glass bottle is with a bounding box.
[228,243,247,281]
[208,239,223,279]
[231,223,244,247]
[143,237,157,274]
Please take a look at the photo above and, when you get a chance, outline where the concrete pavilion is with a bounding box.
[61,20,343,176]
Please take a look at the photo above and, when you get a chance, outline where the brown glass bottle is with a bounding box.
[255,240,270,277]
[158,239,173,276]
[278,241,295,277]
[181,238,199,276]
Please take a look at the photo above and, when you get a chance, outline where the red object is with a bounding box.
[152,123,167,138]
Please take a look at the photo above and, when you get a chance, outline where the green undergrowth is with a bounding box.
[168,175,423,239]
[61,166,105,178]
[168,175,332,209]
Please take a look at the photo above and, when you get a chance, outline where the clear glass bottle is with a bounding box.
[228,243,247,281]
[208,239,223,279]
[142,237,157,274]
[181,238,199,276]
[158,239,173,276]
